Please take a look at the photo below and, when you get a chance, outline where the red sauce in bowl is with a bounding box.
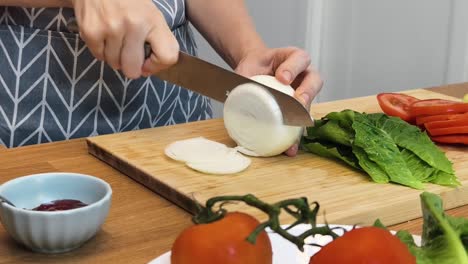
[31,199,88,211]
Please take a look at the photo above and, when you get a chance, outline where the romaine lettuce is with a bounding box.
[302,110,459,189]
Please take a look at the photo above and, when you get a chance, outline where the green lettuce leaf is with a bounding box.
[323,109,356,133]
[400,149,435,182]
[352,147,389,183]
[352,114,423,189]
[368,114,454,175]
[306,119,353,146]
[429,170,461,187]
[302,110,458,189]
[416,192,468,263]
[376,192,468,264]
[301,141,360,170]
[395,230,432,263]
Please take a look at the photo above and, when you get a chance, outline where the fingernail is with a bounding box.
[283,71,292,83]
[291,144,298,153]
[300,93,310,106]
[285,144,298,157]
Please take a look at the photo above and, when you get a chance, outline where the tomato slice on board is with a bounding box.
[377,93,419,122]
[409,99,468,116]
[431,135,468,145]
[424,118,468,129]
[426,126,468,136]
[416,113,468,126]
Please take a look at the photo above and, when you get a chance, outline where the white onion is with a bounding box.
[164,137,230,162]
[186,151,251,174]
[223,75,304,157]
[164,137,251,174]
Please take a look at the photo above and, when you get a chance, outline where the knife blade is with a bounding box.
[150,50,314,127]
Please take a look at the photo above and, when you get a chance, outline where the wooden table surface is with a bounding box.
[0,83,467,264]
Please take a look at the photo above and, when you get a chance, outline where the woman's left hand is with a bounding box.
[235,47,323,157]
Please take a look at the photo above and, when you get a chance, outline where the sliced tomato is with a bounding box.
[409,99,468,116]
[416,113,468,126]
[377,93,419,122]
[431,135,468,145]
[424,118,468,130]
[426,125,468,136]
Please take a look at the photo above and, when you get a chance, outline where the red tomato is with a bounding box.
[409,99,468,116]
[309,227,416,264]
[426,126,468,136]
[171,212,272,264]
[424,118,468,129]
[431,135,468,145]
[416,113,468,126]
[377,93,419,122]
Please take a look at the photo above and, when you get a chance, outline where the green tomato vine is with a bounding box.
[193,194,345,251]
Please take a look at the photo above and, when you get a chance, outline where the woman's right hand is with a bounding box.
[71,0,179,79]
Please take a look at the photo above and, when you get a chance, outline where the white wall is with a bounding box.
[192,0,468,118]
[191,0,309,118]
[312,0,468,102]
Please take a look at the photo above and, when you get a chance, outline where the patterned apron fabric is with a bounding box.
[0,1,212,148]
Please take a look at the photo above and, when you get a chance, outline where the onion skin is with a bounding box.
[223,75,304,157]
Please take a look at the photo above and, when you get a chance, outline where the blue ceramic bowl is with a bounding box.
[0,172,112,253]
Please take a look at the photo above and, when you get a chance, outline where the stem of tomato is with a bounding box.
[192,194,341,252]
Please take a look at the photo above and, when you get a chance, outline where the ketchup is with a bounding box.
[31,199,88,211]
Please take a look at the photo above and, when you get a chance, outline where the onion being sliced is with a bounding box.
[164,137,251,174]
[223,75,305,157]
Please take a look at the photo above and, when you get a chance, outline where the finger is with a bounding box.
[274,49,311,85]
[293,66,323,108]
[141,25,179,75]
[120,28,146,79]
[76,5,105,61]
[284,144,299,157]
[103,25,125,70]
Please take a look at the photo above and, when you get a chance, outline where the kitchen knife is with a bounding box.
[67,17,313,127]
[146,47,314,127]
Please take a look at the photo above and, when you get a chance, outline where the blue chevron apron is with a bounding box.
[0,1,212,148]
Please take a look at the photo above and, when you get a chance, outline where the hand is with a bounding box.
[72,0,179,79]
[235,47,323,157]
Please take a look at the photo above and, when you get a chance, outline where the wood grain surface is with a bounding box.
[87,88,468,227]
[0,140,193,264]
[0,84,466,264]
[425,81,468,98]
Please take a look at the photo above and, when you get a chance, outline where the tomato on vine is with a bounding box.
[171,212,272,264]
[309,226,416,264]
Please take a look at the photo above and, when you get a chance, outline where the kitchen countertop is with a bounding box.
[0,83,466,263]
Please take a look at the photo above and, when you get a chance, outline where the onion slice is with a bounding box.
[187,150,251,174]
[164,137,251,174]
[164,137,230,162]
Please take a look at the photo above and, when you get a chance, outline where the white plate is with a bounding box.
[148,224,421,264]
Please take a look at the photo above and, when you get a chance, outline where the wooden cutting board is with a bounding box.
[87,89,468,226]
